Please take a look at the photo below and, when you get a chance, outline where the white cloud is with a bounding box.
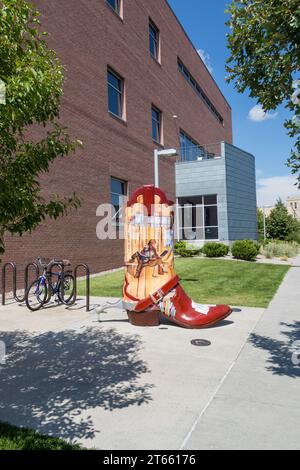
[257,175,299,207]
[248,104,278,122]
[256,168,264,178]
[197,49,213,74]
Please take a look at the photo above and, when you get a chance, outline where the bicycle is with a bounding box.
[25,257,75,312]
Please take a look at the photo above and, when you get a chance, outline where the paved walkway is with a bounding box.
[0,261,299,450]
[183,257,300,450]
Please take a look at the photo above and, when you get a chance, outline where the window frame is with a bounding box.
[178,195,219,241]
[106,0,123,18]
[180,130,205,162]
[152,105,163,144]
[107,68,125,120]
[111,177,127,227]
[149,19,160,62]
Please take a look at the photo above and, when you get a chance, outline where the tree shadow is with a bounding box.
[0,327,153,441]
[249,321,300,378]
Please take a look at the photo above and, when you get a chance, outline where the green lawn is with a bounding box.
[0,421,83,450]
[78,259,290,308]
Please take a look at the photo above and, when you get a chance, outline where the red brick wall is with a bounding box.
[2,0,232,290]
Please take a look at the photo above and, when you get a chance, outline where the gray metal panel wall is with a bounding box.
[175,158,229,241]
[224,143,258,241]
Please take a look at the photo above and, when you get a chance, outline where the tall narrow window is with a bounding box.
[149,20,160,61]
[107,69,124,119]
[111,177,127,226]
[106,0,121,16]
[152,106,162,144]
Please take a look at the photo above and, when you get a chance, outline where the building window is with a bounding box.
[180,131,205,162]
[111,177,127,226]
[149,20,160,61]
[152,105,162,143]
[107,68,124,119]
[106,0,122,16]
[177,58,224,125]
[178,195,219,241]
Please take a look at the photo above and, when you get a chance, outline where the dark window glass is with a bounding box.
[205,227,219,240]
[149,21,159,60]
[106,0,120,15]
[178,195,218,241]
[108,69,123,118]
[179,196,204,206]
[111,178,125,195]
[111,177,127,225]
[205,206,218,227]
[177,58,224,124]
[204,195,217,205]
[152,106,162,143]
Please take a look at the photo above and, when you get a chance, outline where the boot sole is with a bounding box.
[162,309,233,329]
[127,309,232,329]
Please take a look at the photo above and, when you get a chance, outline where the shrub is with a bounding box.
[232,240,259,261]
[174,241,201,257]
[286,231,300,244]
[174,241,187,255]
[262,241,299,259]
[202,242,229,258]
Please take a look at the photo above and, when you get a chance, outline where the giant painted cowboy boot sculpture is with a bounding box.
[123,185,232,328]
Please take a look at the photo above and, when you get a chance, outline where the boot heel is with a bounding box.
[127,309,160,327]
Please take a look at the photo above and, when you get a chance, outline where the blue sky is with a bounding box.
[168,0,299,205]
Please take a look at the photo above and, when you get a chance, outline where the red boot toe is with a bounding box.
[160,285,232,329]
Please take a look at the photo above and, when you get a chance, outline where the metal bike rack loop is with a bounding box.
[73,264,90,312]
[2,262,39,306]
[2,261,90,313]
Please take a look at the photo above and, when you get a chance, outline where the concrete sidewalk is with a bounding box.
[184,258,300,450]
[0,260,299,450]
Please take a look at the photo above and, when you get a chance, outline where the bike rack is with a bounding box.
[1,261,91,312]
[73,264,90,312]
[1,262,40,306]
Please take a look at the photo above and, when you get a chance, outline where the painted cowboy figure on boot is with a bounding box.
[129,239,164,278]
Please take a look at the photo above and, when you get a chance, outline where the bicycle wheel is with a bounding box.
[58,274,75,305]
[26,278,48,311]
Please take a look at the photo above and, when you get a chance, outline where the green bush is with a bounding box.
[286,231,300,244]
[262,241,299,259]
[232,240,260,261]
[174,241,201,257]
[174,241,187,255]
[202,242,229,258]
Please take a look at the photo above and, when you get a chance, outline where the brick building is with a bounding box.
[2,0,234,279]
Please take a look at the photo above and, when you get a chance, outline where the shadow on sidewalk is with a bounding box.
[249,321,300,379]
[0,327,153,441]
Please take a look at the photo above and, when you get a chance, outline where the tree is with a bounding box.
[0,0,81,258]
[267,199,299,240]
[226,0,300,184]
